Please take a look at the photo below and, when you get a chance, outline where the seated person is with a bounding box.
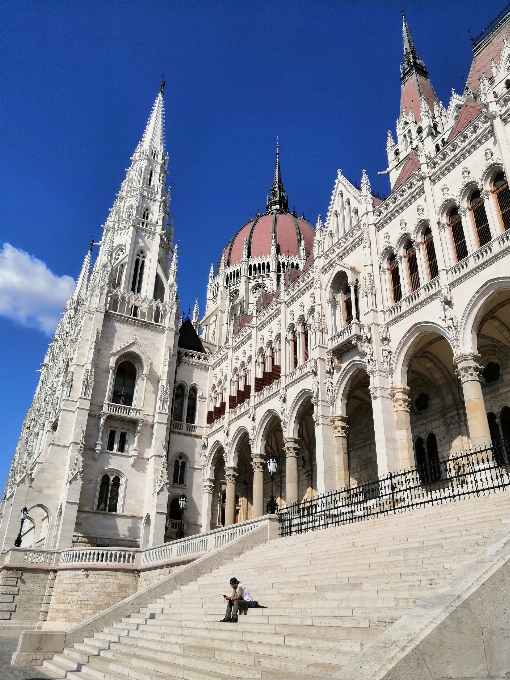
[220,577,261,622]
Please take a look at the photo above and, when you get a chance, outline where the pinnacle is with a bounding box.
[140,91,165,154]
[402,12,415,56]
[266,138,289,214]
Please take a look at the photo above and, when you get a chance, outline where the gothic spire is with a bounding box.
[139,90,165,154]
[266,139,288,214]
[399,13,439,121]
[71,250,91,301]
[400,12,428,82]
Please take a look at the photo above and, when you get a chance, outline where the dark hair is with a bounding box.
[229,577,239,584]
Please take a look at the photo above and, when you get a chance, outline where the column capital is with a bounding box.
[330,415,349,438]
[455,355,482,384]
[389,386,411,412]
[283,438,300,458]
[202,478,215,495]
[251,455,265,473]
[225,467,238,484]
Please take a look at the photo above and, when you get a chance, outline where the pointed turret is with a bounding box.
[139,91,165,154]
[71,250,91,301]
[266,139,289,214]
[399,13,439,122]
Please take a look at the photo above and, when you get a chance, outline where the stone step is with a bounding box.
[100,641,342,677]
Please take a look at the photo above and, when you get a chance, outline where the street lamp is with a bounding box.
[14,507,28,548]
[266,454,278,514]
[176,493,187,539]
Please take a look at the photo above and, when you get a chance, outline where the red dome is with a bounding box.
[221,212,315,267]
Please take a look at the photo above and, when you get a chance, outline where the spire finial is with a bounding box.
[160,75,165,95]
[400,12,428,81]
[402,12,415,56]
[266,137,288,214]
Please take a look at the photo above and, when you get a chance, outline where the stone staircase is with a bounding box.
[41,491,510,679]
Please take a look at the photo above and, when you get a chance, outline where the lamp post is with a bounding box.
[266,454,278,514]
[14,507,28,548]
[176,493,187,539]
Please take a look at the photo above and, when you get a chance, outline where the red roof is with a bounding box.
[467,23,510,95]
[400,73,439,121]
[392,153,420,192]
[447,100,484,143]
[221,213,314,267]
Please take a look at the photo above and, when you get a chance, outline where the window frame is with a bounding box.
[95,470,125,514]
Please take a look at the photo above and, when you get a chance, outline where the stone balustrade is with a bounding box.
[60,548,138,567]
[170,420,204,436]
[447,229,510,285]
[385,277,441,322]
[103,402,143,420]
[107,288,170,326]
[254,378,281,406]
[286,358,313,387]
[328,320,363,353]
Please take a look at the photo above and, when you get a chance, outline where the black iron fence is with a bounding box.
[278,442,510,537]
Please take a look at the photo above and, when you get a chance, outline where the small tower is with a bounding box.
[387,14,447,190]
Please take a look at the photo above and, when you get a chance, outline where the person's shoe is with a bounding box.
[229,617,238,622]
[219,618,231,622]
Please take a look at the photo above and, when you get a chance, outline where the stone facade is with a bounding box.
[2,11,510,559]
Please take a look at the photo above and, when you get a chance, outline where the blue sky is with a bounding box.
[0,0,501,491]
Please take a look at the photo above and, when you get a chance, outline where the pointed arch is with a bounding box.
[391,321,452,387]
[459,278,510,356]
[287,388,313,439]
[333,359,368,416]
[253,408,281,453]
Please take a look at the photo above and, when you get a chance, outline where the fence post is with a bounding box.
[389,471,395,513]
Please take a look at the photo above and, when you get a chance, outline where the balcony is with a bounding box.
[103,402,143,421]
[328,320,363,354]
[170,420,204,437]
[384,278,441,323]
[447,229,510,286]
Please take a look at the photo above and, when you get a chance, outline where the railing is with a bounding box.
[142,515,271,565]
[328,321,363,352]
[385,277,441,322]
[254,378,281,405]
[103,402,143,419]
[279,443,510,537]
[171,420,199,435]
[286,359,313,386]
[107,288,169,326]
[60,547,137,566]
[447,229,510,284]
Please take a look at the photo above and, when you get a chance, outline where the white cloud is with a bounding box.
[0,243,75,334]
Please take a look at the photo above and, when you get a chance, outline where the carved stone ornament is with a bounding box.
[330,415,348,438]
[417,204,425,216]
[383,232,390,245]
[67,430,85,484]
[485,148,494,161]
[441,184,449,196]
[251,455,265,473]
[462,166,470,180]
[153,456,169,496]
[225,467,238,484]
[203,478,215,495]
[455,358,482,384]
[390,387,411,412]
[284,438,300,458]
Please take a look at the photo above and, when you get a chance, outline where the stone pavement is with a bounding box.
[0,637,47,679]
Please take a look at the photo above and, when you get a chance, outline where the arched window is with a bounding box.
[131,252,146,294]
[448,208,468,261]
[96,473,121,513]
[186,387,197,424]
[487,412,508,466]
[303,324,309,362]
[414,434,441,485]
[469,190,491,246]
[354,282,360,321]
[493,172,510,231]
[142,208,149,224]
[291,329,298,369]
[389,255,402,303]
[111,263,125,289]
[148,170,153,186]
[172,455,187,485]
[500,406,510,443]
[112,361,136,406]
[344,287,353,324]
[423,227,438,279]
[405,242,420,292]
[172,384,185,422]
[153,273,165,302]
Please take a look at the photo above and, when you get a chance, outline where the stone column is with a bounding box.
[251,455,265,518]
[330,415,349,488]
[456,356,492,448]
[370,387,401,475]
[201,478,215,533]
[224,467,238,526]
[414,243,428,287]
[284,438,300,504]
[389,387,414,469]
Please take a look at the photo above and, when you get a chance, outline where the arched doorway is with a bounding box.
[233,432,253,523]
[262,415,285,508]
[295,398,317,500]
[345,369,377,486]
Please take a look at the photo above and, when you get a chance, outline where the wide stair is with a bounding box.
[43,491,510,679]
